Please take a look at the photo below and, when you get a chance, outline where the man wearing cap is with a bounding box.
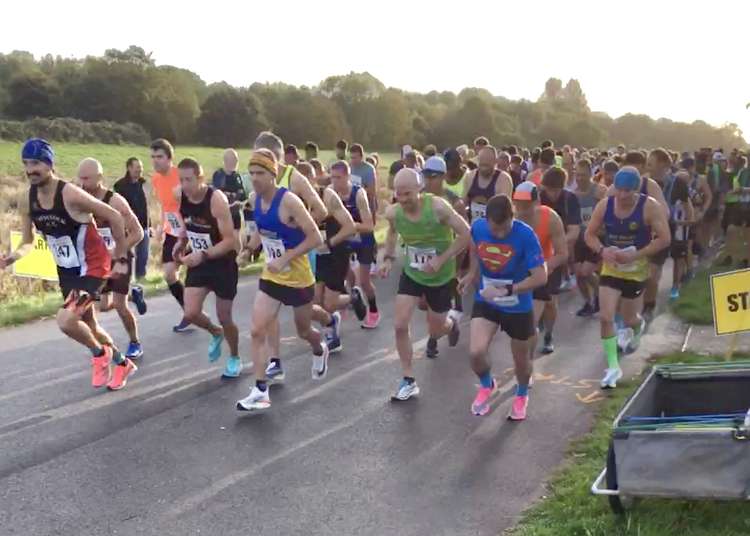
[512,182,568,362]
[379,168,469,401]
[585,166,670,389]
[1,139,138,391]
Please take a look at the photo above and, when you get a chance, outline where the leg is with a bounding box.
[135,234,149,281]
[359,263,377,311]
[250,291,282,381]
[425,308,453,340]
[468,317,499,378]
[215,298,239,356]
[98,291,115,313]
[80,306,114,348]
[643,262,662,314]
[393,294,419,377]
[529,299,545,360]
[597,282,623,385]
[183,287,221,335]
[510,337,532,386]
[113,292,139,343]
[575,262,592,304]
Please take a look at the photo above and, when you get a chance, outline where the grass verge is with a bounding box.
[511,352,750,536]
[671,264,725,325]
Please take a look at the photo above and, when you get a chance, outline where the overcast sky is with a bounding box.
[3,0,748,138]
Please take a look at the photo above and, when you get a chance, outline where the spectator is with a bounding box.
[212,148,247,231]
[114,157,150,281]
[284,144,299,166]
[304,141,319,161]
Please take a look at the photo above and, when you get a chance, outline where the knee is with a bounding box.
[469,346,487,364]
[250,322,267,341]
[183,306,201,324]
[323,295,338,313]
[394,319,410,335]
[217,310,234,327]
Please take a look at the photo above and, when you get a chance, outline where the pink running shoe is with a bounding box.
[107,358,138,391]
[361,311,380,329]
[508,395,529,421]
[471,380,497,416]
[91,347,112,388]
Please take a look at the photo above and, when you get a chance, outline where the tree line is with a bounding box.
[0,46,745,151]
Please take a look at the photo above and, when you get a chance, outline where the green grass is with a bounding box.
[512,352,750,536]
[671,264,723,325]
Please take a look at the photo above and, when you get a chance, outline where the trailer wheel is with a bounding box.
[606,441,634,514]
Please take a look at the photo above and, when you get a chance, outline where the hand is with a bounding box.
[112,259,129,276]
[456,274,473,295]
[378,258,393,279]
[172,242,186,264]
[182,251,204,268]
[422,256,442,274]
[480,284,508,301]
[266,256,287,274]
[614,248,637,264]
[601,246,618,264]
[0,253,15,270]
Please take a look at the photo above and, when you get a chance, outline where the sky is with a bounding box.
[2,0,748,138]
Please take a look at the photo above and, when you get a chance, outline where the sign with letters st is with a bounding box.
[710,268,750,336]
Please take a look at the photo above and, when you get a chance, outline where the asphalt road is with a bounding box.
[0,262,672,536]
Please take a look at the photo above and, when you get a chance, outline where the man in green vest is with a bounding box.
[379,168,470,401]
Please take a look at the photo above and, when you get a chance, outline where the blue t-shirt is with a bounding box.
[350,162,376,189]
[471,218,544,314]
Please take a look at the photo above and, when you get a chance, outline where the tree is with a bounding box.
[196,87,269,147]
[5,71,61,119]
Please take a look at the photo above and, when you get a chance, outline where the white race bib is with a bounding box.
[613,246,638,272]
[351,175,363,187]
[97,227,115,251]
[470,202,487,220]
[46,235,80,269]
[407,246,437,271]
[166,212,181,232]
[187,231,213,252]
[481,276,519,307]
[261,236,290,272]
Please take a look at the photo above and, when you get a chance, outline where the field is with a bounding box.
[0,141,397,325]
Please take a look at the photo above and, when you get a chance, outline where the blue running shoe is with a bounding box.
[125,341,143,360]
[391,378,420,401]
[222,356,242,378]
[173,317,191,333]
[326,334,343,354]
[670,287,680,300]
[130,285,147,315]
[265,359,285,383]
[208,333,224,362]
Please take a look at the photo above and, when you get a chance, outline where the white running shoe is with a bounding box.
[391,379,420,401]
[236,386,271,411]
[616,327,633,353]
[600,367,623,389]
[311,341,329,380]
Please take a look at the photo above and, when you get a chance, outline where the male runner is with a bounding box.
[380,169,469,401]
[236,150,328,412]
[513,182,568,361]
[150,138,189,332]
[572,158,608,316]
[463,146,513,221]
[443,148,470,200]
[172,158,243,378]
[458,194,547,420]
[1,139,136,390]
[528,147,555,186]
[77,158,145,360]
[585,167,671,388]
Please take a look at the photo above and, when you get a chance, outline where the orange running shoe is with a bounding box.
[91,347,112,388]
[107,358,138,391]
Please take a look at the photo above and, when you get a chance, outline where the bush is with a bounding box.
[0,117,150,145]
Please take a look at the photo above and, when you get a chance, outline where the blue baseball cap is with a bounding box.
[21,138,55,167]
[614,166,641,191]
[422,156,447,177]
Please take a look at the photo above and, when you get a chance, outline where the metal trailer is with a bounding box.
[591,361,750,514]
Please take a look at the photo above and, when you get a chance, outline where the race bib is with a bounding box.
[187,231,213,252]
[481,276,519,307]
[97,227,115,251]
[261,236,290,272]
[613,246,638,272]
[470,202,487,220]
[407,246,437,271]
[46,235,80,269]
[166,212,181,232]
[317,229,330,255]
[351,175,363,187]
[581,206,594,224]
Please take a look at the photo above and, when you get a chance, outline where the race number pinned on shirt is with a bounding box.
[97,227,115,251]
[482,276,519,307]
[407,246,437,271]
[470,202,487,220]
[46,235,81,269]
[166,212,181,233]
[187,231,213,252]
[613,246,639,272]
[261,236,290,272]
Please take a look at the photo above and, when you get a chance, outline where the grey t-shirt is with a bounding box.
[350,162,376,188]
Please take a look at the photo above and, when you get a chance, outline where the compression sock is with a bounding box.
[603,336,619,369]
[256,380,267,392]
[516,384,529,397]
[479,370,494,389]
[168,281,185,307]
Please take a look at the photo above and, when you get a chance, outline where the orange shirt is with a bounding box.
[528,168,543,186]
[152,166,181,236]
[533,205,554,260]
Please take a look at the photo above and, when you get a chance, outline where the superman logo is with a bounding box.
[477,242,515,271]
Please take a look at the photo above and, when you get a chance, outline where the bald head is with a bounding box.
[223,148,239,172]
[393,168,421,190]
[254,131,284,161]
[77,157,104,193]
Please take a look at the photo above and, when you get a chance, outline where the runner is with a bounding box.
[572,158,608,316]
[668,174,695,299]
[584,167,671,388]
[457,194,547,419]
[722,156,750,268]
[77,158,146,361]
[528,147,555,186]
[150,138,190,332]
[236,150,329,412]
[379,168,469,400]
[463,146,513,221]
[443,148,470,199]
[684,155,713,269]
[0,139,136,390]
[513,182,568,362]
[172,158,243,378]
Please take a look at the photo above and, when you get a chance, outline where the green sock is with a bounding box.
[603,336,619,369]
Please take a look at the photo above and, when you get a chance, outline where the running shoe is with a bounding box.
[560,275,577,292]
[447,310,461,347]
[329,311,342,341]
[576,303,595,317]
[208,333,224,362]
[130,285,147,315]
[107,359,138,391]
[350,286,368,321]
[236,386,271,412]
[626,317,647,354]
[265,360,285,383]
[362,311,380,329]
[222,356,243,378]
[616,327,633,354]
[541,333,554,354]
[391,379,420,401]
[448,308,464,323]
[91,347,112,388]
[425,337,438,359]
[311,342,329,380]
[508,395,529,421]
[471,380,497,416]
[173,317,191,333]
[326,334,343,354]
[670,287,680,300]
[125,341,143,360]
[600,367,623,389]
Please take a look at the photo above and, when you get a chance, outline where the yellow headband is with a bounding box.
[249,152,278,177]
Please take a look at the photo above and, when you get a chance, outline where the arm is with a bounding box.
[66,185,127,260]
[111,193,144,250]
[378,205,398,278]
[564,193,581,243]
[699,176,712,210]
[512,264,548,294]
[456,239,480,294]
[291,171,328,224]
[647,178,670,219]
[432,196,470,268]
[324,189,356,247]
[584,198,608,255]
[0,191,34,268]
[247,192,261,251]
[206,190,236,259]
[495,171,514,198]
[634,198,671,258]
[548,211,569,271]
[278,194,323,265]
[355,189,374,234]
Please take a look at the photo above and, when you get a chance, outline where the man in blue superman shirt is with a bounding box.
[458,194,547,421]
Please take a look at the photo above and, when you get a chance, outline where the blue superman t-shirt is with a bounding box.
[471,218,544,314]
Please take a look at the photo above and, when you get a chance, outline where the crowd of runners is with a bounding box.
[2,135,748,420]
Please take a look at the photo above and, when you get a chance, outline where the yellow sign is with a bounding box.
[10,231,58,281]
[710,268,750,336]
